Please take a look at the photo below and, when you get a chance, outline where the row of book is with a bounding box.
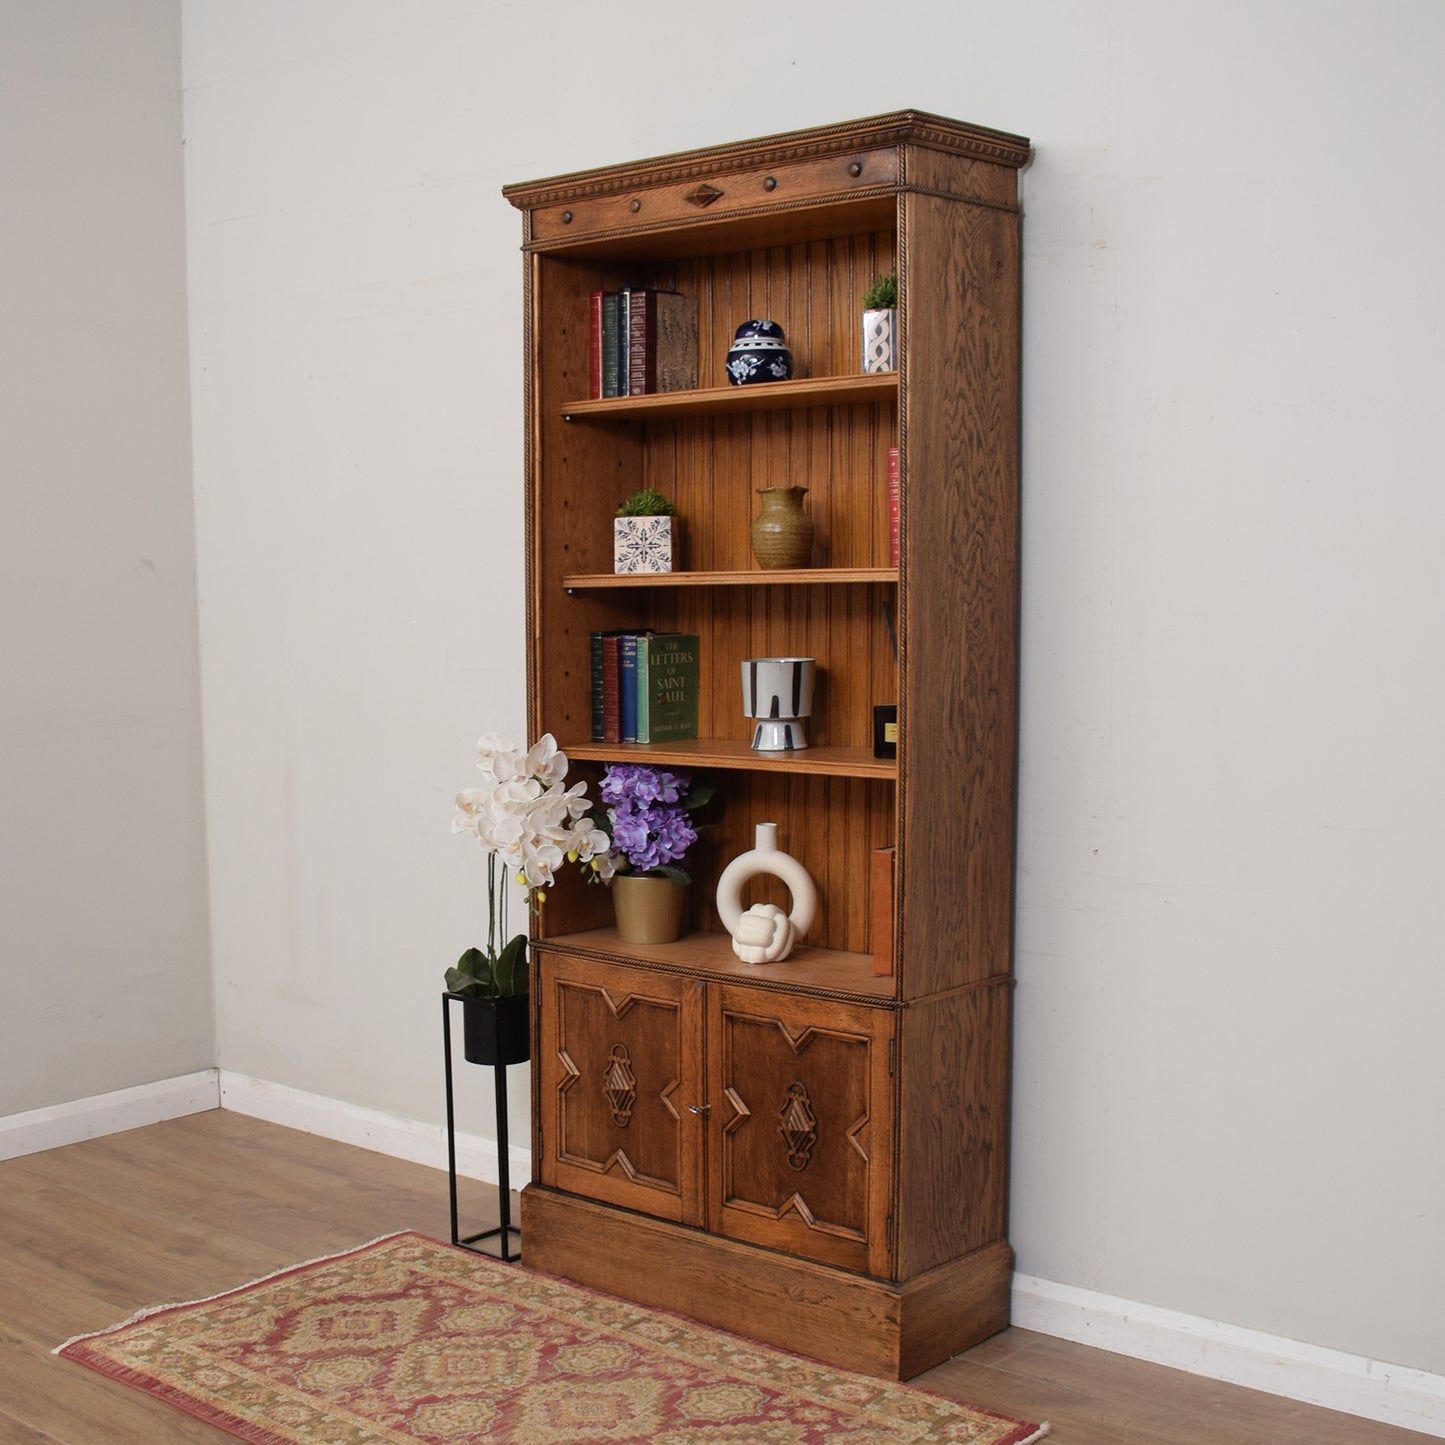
[591,631,700,744]
[589,289,699,399]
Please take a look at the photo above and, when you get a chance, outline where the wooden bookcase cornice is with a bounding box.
[502,109,1029,211]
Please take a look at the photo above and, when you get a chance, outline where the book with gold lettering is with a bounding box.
[639,633,699,743]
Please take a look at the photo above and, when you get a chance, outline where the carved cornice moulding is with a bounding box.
[503,109,1030,211]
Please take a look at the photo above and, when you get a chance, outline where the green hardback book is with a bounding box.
[634,631,651,745]
[601,293,621,398]
[640,633,699,743]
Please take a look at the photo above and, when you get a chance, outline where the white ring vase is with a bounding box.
[714,823,818,962]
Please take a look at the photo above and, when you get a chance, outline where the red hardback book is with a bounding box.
[588,290,605,400]
[601,633,624,743]
[627,290,653,396]
[887,446,901,567]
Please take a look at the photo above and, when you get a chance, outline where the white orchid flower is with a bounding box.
[566,821,610,860]
[493,777,540,809]
[452,789,490,835]
[474,732,519,774]
[524,733,569,786]
[558,780,592,819]
[455,730,619,952]
[521,838,566,888]
[486,755,520,785]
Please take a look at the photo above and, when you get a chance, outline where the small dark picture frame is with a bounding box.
[873,704,898,759]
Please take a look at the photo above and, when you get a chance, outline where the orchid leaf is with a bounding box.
[455,946,487,980]
[446,965,489,998]
[492,934,529,998]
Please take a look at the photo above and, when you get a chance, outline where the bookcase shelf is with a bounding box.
[563,738,895,780]
[506,110,1026,1382]
[533,926,896,1002]
[562,372,897,422]
[563,566,897,590]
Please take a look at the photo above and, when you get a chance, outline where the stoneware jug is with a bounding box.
[750,485,814,569]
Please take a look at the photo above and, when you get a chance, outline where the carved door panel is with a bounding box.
[706,985,894,1275]
[537,955,704,1225]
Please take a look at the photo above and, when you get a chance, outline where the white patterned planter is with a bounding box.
[614,515,677,574]
[861,307,898,373]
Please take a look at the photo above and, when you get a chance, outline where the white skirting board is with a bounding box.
[0,1070,220,1161]
[4,1072,1439,1435]
[1013,1274,1445,1438]
[216,1070,533,1192]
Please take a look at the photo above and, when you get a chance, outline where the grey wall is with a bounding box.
[0,0,211,1112]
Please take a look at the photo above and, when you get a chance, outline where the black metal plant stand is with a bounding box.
[442,990,525,1262]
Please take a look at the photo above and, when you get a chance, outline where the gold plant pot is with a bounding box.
[610,874,688,945]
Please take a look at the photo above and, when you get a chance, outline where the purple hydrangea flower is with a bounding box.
[600,764,684,809]
[599,765,699,875]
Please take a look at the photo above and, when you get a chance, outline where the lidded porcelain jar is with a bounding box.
[726,319,794,385]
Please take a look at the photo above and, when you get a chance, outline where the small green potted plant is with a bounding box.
[861,271,898,374]
[614,487,679,574]
[449,733,610,1063]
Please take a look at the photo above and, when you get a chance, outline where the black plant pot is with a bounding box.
[460,994,531,1067]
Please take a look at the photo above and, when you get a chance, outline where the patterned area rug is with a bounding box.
[57,1232,1047,1444]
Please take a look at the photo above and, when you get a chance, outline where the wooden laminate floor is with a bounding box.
[0,1110,1432,1444]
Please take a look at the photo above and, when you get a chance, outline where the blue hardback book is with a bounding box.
[618,632,642,743]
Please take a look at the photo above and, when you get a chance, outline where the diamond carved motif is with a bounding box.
[603,1044,637,1127]
[777,1081,817,1171]
[684,183,724,208]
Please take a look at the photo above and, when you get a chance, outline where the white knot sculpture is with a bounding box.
[715,822,818,964]
[731,903,795,964]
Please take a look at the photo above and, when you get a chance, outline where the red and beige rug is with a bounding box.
[57,1232,1047,1444]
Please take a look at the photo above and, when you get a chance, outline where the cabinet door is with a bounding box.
[536,955,704,1225]
[707,985,895,1275]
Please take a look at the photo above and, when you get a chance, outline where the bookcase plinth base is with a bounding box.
[519,1184,1012,1380]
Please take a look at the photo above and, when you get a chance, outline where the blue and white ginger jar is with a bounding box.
[726,319,794,386]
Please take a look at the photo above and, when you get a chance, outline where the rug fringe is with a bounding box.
[1017,1424,1051,1443]
[52,1230,418,1356]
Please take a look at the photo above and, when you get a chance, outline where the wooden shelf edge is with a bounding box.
[562,739,896,780]
[561,371,897,421]
[532,926,899,1003]
[563,567,898,589]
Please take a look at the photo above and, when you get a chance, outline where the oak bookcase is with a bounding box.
[503,110,1029,1380]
